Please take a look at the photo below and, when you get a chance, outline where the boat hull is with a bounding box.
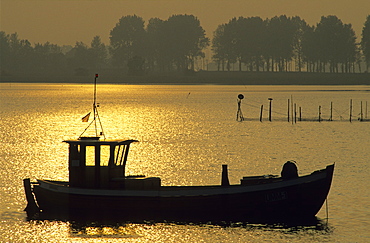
[30,164,334,222]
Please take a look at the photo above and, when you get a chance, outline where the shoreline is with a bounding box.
[1,71,369,85]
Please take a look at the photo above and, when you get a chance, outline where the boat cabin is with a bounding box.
[64,137,160,190]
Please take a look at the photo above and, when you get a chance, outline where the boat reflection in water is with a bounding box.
[65,216,332,239]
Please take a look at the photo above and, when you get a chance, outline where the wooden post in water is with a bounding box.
[291,95,294,124]
[294,103,297,123]
[260,105,263,122]
[299,106,302,121]
[287,99,290,122]
[268,98,273,122]
[236,94,245,121]
[349,99,352,122]
[360,101,363,121]
[330,102,333,121]
[318,106,322,122]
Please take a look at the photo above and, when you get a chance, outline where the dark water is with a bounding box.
[0,84,369,242]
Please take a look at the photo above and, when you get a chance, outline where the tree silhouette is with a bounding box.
[239,17,266,71]
[1,14,368,77]
[1,32,34,73]
[362,15,370,72]
[34,42,65,73]
[301,25,318,72]
[90,36,107,69]
[109,15,146,68]
[66,41,90,75]
[64,37,108,74]
[315,16,358,73]
[0,31,11,73]
[212,24,229,71]
[266,15,296,72]
[221,18,239,71]
[162,14,209,72]
[340,23,357,73]
[217,17,267,72]
[291,16,310,72]
[146,17,169,72]
[212,15,361,73]
[127,55,145,75]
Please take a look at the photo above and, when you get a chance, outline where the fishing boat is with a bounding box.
[24,75,335,222]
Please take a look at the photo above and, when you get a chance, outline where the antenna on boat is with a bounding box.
[79,74,106,140]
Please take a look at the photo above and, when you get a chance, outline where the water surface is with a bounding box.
[0,84,369,242]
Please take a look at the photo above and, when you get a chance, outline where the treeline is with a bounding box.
[0,33,108,76]
[0,14,208,77]
[1,14,370,78]
[213,15,370,73]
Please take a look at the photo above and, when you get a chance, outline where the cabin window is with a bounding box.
[100,146,110,166]
[85,146,95,166]
[69,144,80,166]
[114,145,129,166]
[83,145,110,166]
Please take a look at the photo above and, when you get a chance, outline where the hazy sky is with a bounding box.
[1,0,369,46]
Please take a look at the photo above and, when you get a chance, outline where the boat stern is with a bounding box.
[23,178,40,219]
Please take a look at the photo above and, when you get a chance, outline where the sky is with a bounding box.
[1,0,369,47]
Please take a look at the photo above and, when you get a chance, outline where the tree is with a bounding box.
[146,17,167,72]
[90,36,107,68]
[212,21,238,71]
[316,16,338,72]
[33,42,65,72]
[0,31,11,72]
[315,16,358,73]
[224,18,243,71]
[1,31,68,75]
[162,14,209,71]
[301,25,318,72]
[266,15,296,72]
[64,37,106,72]
[213,16,301,72]
[340,24,357,73]
[3,32,34,73]
[291,16,310,72]
[240,16,266,71]
[127,56,145,75]
[362,15,370,72]
[109,15,146,67]
[66,41,91,75]
[212,24,228,71]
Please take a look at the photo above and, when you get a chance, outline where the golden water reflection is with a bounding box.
[66,220,331,242]
[71,224,141,239]
[1,84,369,242]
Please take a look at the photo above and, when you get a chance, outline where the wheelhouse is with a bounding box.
[64,137,138,189]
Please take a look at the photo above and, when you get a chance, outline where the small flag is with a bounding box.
[82,112,91,122]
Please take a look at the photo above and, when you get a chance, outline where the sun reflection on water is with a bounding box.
[1,84,369,242]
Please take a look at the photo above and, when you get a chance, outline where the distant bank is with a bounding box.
[1,71,369,85]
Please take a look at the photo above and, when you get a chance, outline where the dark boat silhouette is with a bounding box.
[23,75,334,222]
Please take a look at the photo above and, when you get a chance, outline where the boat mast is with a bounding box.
[93,73,98,137]
[79,74,106,139]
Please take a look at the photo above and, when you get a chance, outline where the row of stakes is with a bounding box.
[236,94,369,123]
